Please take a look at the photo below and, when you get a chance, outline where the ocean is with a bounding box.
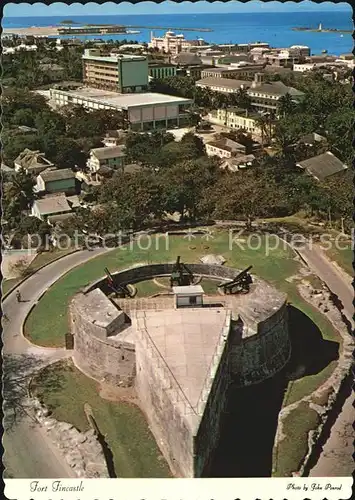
[3,11,353,56]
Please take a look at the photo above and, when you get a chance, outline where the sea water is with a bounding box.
[3,10,353,56]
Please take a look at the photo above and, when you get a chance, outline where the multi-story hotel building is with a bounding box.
[148,31,206,55]
[82,49,149,93]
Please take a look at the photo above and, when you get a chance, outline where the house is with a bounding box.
[296,152,347,181]
[14,149,54,175]
[35,168,76,195]
[31,194,74,221]
[102,129,126,147]
[205,138,246,159]
[220,154,256,172]
[87,146,126,173]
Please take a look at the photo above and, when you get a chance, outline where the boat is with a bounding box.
[322,49,328,54]
[126,30,140,34]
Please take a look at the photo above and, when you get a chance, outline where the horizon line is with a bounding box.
[4,9,351,18]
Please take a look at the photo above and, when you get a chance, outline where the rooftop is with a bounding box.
[297,151,347,181]
[33,194,72,215]
[207,138,246,153]
[40,168,75,182]
[51,87,193,108]
[173,285,204,295]
[91,145,126,160]
[134,307,229,430]
[249,81,304,97]
[196,77,250,90]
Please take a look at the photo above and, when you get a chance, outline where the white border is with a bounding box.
[4,478,353,500]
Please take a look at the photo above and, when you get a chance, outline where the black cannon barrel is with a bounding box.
[218,265,253,288]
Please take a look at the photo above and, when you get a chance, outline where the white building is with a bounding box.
[293,63,316,72]
[148,31,205,55]
[50,87,193,131]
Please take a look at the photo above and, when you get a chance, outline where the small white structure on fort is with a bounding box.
[173,285,204,308]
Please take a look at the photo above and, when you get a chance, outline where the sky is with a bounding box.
[4,1,352,17]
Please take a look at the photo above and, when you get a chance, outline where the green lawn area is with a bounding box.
[325,245,353,277]
[273,401,320,477]
[32,360,171,478]
[2,248,76,297]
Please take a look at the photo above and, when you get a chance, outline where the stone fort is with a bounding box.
[69,262,290,477]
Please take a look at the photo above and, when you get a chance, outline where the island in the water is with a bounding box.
[293,23,352,34]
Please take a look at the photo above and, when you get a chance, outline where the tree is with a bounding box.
[1,131,42,165]
[278,93,296,117]
[2,171,36,228]
[161,158,221,221]
[11,108,35,127]
[98,171,164,230]
[34,110,66,137]
[50,137,86,169]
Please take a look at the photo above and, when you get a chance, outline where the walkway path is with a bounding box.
[2,248,110,478]
[297,244,354,478]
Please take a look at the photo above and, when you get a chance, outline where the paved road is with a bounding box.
[297,244,354,478]
[2,248,110,478]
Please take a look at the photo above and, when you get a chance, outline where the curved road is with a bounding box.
[2,248,110,478]
[2,243,353,478]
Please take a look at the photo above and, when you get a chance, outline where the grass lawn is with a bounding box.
[32,360,171,478]
[2,248,76,297]
[273,401,320,477]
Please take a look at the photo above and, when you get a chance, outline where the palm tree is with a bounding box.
[278,93,295,118]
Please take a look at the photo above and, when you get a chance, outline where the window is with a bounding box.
[189,296,197,305]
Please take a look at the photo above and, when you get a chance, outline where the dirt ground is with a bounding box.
[98,383,139,406]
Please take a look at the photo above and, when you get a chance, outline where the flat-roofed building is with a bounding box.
[50,87,193,131]
[148,61,177,80]
[82,49,148,93]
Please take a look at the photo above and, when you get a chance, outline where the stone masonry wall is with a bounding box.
[193,334,231,476]
[135,339,194,477]
[69,294,135,386]
[230,304,290,387]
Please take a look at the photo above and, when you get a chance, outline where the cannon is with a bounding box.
[170,256,194,287]
[104,267,134,298]
[218,265,253,295]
